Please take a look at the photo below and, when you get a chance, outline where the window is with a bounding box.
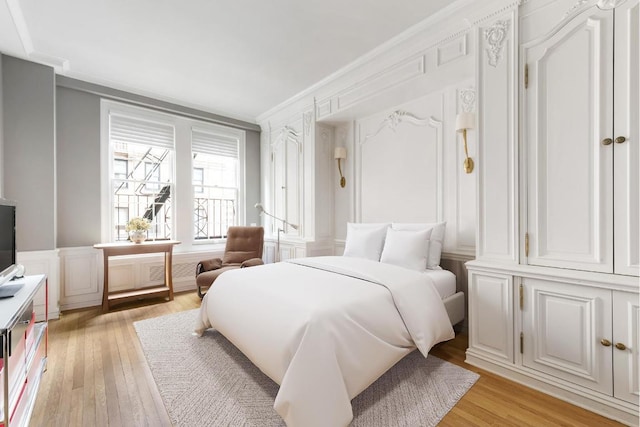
[106,107,175,242]
[101,100,246,246]
[113,158,129,190]
[193,167,204,194]
[144,162,161,192]
[192,127,240,241]
[115,207,129,240]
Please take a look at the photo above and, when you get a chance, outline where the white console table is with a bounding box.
[0,275,48,427]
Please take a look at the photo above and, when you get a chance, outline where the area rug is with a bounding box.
[134,309,479,426]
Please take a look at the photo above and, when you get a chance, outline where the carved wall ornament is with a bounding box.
[596,0,628,9]
[563,0,590,18]
[459,88,476,113]
[303,111,313,137]
[361,110,434,144]
[272,125,300,148]
[484,20,510,67]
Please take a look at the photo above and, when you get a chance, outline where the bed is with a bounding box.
[195,251,464,427]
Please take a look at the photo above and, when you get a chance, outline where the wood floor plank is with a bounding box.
[29,291,624,427]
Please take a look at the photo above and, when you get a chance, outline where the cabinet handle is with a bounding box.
[615,342,627,351]
[601,138,613,146]
[615,136,626,144]
[600,338,612,347]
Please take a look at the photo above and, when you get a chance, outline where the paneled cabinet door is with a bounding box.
[468,272,514,363]
[270,126,302,237]
[614,0,640,276]
[522,278,612,395]
[524,7,614,273]
[613,291,640,405]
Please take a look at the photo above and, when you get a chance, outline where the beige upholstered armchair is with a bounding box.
[195,226,264,298]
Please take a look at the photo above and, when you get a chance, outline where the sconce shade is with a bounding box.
[455,112,475,132]
[334,147,347,160]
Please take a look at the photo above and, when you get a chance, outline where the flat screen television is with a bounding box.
[0,199,17,286]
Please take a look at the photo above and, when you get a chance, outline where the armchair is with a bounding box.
[195,226,264,298]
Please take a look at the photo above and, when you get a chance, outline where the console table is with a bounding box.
[94,240,181,311]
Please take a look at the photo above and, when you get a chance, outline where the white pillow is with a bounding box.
[392,222,446,269]
[380,228,433,271]
[343,223,390,261]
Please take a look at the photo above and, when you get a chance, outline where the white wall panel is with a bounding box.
[17,249,59,320]
[352,85,476,256]
[477,12,518,263]
[356,98,443,224]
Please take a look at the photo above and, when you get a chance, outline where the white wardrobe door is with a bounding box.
[613,291,640,405]
[524,8,614,273]
[468,272,514,363]
[522,278,612,395]
[614,0,640,277]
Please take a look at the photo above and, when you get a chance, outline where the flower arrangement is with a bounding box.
[125,217,151,232]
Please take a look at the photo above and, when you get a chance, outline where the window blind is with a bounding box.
[192,129,238,158]
[110,114,175,149]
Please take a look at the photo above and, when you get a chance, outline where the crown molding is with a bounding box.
[256,0,477,123]
[257,0,522,124]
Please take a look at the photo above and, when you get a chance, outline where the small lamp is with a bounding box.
[455,112,475,174]
[334,147,347,188]
[255,203,298,262]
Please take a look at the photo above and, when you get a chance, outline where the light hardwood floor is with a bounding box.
[30,292,623,426]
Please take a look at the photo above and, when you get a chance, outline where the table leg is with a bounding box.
[102,253,110,311]
[166,250,174,301]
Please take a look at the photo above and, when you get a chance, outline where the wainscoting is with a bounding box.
[57,246,226,311]
[16,249,60,320]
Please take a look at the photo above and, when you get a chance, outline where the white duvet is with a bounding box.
[195,256,454,427]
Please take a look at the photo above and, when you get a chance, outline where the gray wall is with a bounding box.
[1,58,260,249]
[245,130,261,226]
[56,87,101,247]
[2,55,56,251]
[55,83,261,247]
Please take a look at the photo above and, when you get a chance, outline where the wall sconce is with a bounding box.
[334,147,347,188]
[255,203,298,262]
[455,112,475,174]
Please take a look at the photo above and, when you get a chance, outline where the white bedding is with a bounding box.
[426,269,457,299]
[195,256,454,427]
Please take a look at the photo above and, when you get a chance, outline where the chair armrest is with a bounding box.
[240,258,264,268]
[196,258,223,275]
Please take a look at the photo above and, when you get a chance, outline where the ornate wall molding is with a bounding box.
[271,125,300,148]
[596,0,628,9]
[484,20,511,67]
[564,0,590,18]
[360,110,433,144]
[303,111,313,136]
[459,88,476,113]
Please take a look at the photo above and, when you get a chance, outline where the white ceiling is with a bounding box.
[0,0,454,123]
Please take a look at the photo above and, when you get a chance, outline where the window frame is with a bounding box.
[193,167,204,194]
[100,99,246,249]
[190,122,246,245]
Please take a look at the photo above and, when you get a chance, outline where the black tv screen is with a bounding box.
[0,201,16,275]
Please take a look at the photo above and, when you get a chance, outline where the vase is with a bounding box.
[129,230,147,244]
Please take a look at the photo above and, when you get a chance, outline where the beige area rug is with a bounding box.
[134,309,479,426]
